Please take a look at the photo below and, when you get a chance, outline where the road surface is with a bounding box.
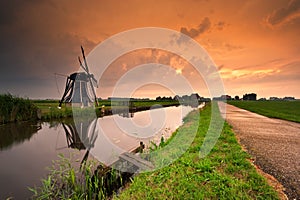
[218,102,300,199]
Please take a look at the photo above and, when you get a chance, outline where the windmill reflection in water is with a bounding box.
[61,117,98,166]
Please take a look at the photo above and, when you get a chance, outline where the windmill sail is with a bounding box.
[79,46,99,106]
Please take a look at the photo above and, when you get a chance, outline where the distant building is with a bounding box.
[243,93,257,101]
[173,95,180,101]
[221,95,232,100]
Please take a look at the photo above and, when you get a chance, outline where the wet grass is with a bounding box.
[114,102,279,199]
[228,100,300,123]
[0,94,38,124]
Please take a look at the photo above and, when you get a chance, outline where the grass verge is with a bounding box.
[228,100,300,123]
[114,102,280,199]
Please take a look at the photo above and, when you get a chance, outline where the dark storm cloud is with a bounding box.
[180,17,211,38]
[266,0,300,26]
[0,1,97,98]
[0,1,19,26]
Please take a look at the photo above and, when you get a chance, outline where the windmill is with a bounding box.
[58,46,98,108]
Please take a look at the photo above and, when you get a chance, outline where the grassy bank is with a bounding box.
[114,102,279,199]
[33,100,181,120]
[228,100,300,123]
[0,94,38,124]
[32,100,73,120]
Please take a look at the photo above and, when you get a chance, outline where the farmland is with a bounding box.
[228,100,300,123]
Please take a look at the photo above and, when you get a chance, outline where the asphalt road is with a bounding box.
[218,102,300,199]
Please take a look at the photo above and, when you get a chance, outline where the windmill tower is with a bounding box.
[59,46,98,108]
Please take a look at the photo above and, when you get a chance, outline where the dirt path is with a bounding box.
[218,102,300,199]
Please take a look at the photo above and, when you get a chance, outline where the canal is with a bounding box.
[0,105,197,199]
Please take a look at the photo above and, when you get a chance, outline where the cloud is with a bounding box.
[223,43,244,51]
[180,17,211,38]
[97,49,202,98]
[220,58,300,84]
[0,1,98,98]
[214,21,228,31]
[265,0,300,27]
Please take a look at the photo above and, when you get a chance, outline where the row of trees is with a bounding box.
[155,93,210,102]
[155,93,201,101]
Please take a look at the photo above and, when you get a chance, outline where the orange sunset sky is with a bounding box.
[0,0,299,99]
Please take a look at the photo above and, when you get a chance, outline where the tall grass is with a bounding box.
[29,153,124,200]
[0,93,38,124]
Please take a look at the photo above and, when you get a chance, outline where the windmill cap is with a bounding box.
[70,72,90,81]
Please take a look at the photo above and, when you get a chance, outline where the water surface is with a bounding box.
[0,105,195,199]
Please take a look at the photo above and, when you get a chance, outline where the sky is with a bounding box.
[0,0,299,99]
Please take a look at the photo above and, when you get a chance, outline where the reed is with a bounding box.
[0,93,38,124]
[29,153,124,200]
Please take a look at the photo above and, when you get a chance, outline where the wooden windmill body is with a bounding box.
[59,46,98,108]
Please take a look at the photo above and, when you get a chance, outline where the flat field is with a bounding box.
[228,100,300,123]
[32,99,180,120]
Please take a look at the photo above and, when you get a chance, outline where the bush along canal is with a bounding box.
[26,102,281,199]
[0,94,39,124]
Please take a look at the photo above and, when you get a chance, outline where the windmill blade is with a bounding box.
[79,47,97,86]
[89,79,99,106]
[80,46,99,106]
[55,146,69,150]
[81,46,90,73]
[90,74,98,88]
[78,56,88,72]
[54,73,68,78]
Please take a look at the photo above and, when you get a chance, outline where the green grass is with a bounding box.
[228,100,300,123]
[32,100,73,120]
[114,102,279,200]
[33,100,180,120]
[0,94,38,124]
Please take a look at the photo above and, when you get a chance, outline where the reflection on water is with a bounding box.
[62,118,98,165]
[0,122,85,199]
[0,105,199,199]
[0,122,41,151]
